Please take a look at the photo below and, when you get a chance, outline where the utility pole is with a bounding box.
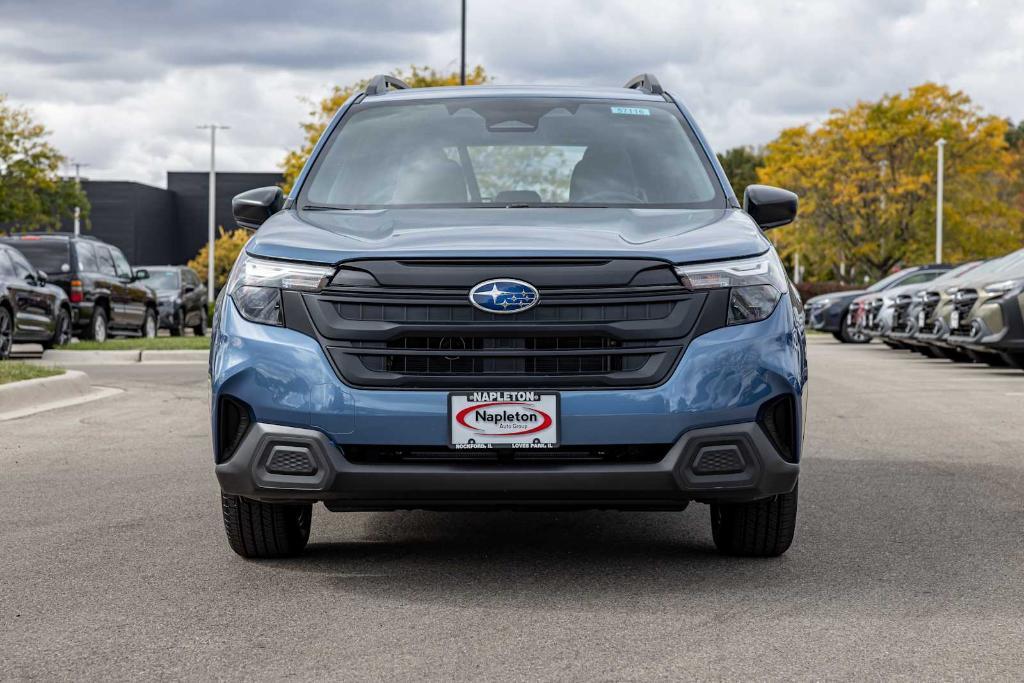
[72,162,88,237]
[935,138,945,264]
[197,124,229,304]
[460,0,467,85]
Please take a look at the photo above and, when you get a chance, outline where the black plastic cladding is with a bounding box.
[281,258,732,390]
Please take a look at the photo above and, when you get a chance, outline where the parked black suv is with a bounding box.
[141,265,209,336]
[0,243,73,359]
[0,234,158,342]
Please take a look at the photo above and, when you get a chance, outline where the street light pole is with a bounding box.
[935,138,945,264]
[72,162,88,237]
[197,124,229,305]
[460,0,466,85]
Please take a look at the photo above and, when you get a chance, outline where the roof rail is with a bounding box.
[623,73,664,96]
[364,74,412,96]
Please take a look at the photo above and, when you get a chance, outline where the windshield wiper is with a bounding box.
[301,204,356,211]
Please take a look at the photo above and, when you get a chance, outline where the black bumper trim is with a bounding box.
[215,421,800,509]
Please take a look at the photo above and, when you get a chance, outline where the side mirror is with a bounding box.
[743,185,798,230]
[133,268,150,281]
[36,270,48,285]
[233,186,285,231]
[184,285,195,294]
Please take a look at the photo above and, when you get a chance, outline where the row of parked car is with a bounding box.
[804,247,1024,369]
[0,234,209,360]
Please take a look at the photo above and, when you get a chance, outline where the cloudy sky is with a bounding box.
[2,0,1023,187]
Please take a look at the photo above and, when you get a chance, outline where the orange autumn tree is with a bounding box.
[759,83,1022,281]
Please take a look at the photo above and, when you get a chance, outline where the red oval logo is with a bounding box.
[455,401,553,436]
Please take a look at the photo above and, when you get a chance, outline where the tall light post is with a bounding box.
[72,162,88,237]
[935,138,945,264]
[460,0,467,85]
[197,124,229,304]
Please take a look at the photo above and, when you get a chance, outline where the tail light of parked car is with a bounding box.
[70,279,84,303]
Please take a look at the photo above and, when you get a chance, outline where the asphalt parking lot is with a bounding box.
[2,337,1023,680]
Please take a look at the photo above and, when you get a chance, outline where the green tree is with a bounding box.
[717,146,764,200]
[281,65,489,191]
[759,83,1023,281]
[0,94,88,232]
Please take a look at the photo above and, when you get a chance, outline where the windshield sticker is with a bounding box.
[611,106,650,116]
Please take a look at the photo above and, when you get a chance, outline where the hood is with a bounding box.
[245,207,771,265]
[806,290,864,306]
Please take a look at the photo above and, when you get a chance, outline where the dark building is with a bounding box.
[54,171,283,265]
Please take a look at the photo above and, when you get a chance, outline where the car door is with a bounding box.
[6,249,53,339]
[94,246,128,328]
[109,247,146,329]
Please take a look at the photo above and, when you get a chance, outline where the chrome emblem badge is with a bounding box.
[469,279,540,314]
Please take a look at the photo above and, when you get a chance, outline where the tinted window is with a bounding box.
[6,240,70,274]
[303,98,723,209]
[185,269,201,287]
[96,247,117,276]
[9,249,35,279]
[76,242,98,273]
[110,249,132,278]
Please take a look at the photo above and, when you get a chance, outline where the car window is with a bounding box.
[76,242,98,272]
[0,250,14,277]
[110,249,132,278]
[8,249,35,279]
[185,270,201,287]
[303,98,724,209]
[146,268,180,289]
[4,239,70,274]
[96,247,118,276]
[897,271,943,286]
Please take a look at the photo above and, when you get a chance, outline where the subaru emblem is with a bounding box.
[469,279,540,314]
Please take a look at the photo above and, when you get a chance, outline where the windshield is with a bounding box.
[866,269,915,292]
[3,239,70,274]
[301,98,724,209]
[145,268,180,289]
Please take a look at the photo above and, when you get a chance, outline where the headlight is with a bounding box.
[983,279,1023,296]
[226,252,335,326]
[674,253,786,325]
[813,298,831,308]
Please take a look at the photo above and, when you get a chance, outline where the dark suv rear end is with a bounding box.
[0,234,158,341]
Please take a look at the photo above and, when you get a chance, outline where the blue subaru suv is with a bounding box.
[212,74,807,559]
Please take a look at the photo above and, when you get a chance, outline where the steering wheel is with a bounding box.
[573,189,647,204]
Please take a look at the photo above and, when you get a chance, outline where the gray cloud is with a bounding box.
[0,0,1021,186]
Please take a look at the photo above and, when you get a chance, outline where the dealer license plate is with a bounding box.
[449,391,559,449]
[917,311,926,329]
[951,310,960,329]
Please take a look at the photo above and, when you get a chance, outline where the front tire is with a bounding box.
[710,485,798,557]
[192,308,208,337]
[838,318,870,344]
[42,307,72,349]
[169,309,185,337]
[142,309,158,338]
[220,493,312,558]
[0,306,13,360]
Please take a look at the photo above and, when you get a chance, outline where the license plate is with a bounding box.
[917,311,926,328]
[951,310,960,329]
[449,391,559,449]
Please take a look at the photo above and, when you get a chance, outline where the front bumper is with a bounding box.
[211,295,806,508]
[216,419,799,509]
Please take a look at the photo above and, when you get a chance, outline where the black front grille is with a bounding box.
[342,443,671,465]
[288,258,726,389]
[952,289,978,334]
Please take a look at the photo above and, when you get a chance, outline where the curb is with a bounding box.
[140,350,209,363]
[40,349,208,364]
[0,370,122,421]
